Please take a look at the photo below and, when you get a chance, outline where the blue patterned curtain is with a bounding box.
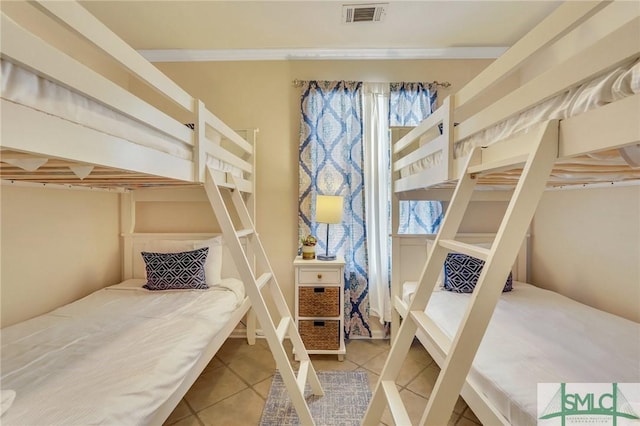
[389,82,437,127]
[390,82,444,234]
[298,81,371,338]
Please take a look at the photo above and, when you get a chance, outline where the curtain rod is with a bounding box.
[292,79,452,89]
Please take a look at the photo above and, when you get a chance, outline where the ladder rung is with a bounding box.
[216,181,236,190]
[410,311,451,357]
[381,380,412,426]
[256,273,272,290]
[236,228,254,238]
[297,360,310,393]
[439,239,489,261]
[276,316,291,343]
[467,153,529,176]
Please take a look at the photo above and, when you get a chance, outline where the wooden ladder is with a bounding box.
[362,120,559,425]
[203,166,323,425]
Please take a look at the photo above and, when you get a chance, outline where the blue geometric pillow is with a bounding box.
[142,247,209,290]
[444,253,512,293]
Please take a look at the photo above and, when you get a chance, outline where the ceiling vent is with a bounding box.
[342,3,388,23]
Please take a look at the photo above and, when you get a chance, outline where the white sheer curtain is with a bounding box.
[363,83,391,324]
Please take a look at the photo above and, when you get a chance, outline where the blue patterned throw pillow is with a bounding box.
[142,247,209,290]
[444,253,512,293]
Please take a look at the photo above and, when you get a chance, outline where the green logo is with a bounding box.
[539,383,640,425]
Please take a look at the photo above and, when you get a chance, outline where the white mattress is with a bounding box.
[400,58,640,180]
[403,281,640,425]
[1,278,245,425]
[0,59,242,177]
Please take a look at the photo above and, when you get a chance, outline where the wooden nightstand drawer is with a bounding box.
[299,287,340,317]
[299,320,340,350]
[299,269,340,284]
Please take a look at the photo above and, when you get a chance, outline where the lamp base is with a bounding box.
[317,254,336,261]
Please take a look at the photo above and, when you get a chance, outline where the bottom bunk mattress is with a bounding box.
[403,281,640,425]
[1,278,245,425]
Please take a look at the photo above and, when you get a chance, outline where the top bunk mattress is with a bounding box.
[0,59,242,178]
[1,278,245,425]
[403,281,640,426]
[400,57,640,184]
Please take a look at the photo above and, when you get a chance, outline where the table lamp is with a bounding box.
[316,195,343,261]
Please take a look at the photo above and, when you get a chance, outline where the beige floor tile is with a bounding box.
[380,389,429,425]
[168,415,202,426]
[197,388,265,426]
[406,339,435,367]
[215,338,263,363]
[252,375,274,400]
[345,339,389,366]
[361,350,389,376]
[462,406,481,424]
[453,395,468,415]
[361,341,432,385]
[405,363,440,399]
[184,366,248,412]
[456,414,481,426]
[164,400,192,425]
[397,357,430,387]
[448,412,463,426]
[203,356,224,372]
[226,351,276,385]
[311,356,359,372]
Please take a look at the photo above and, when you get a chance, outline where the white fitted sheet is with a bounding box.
[1,278,244,425]
[400,58,640,180]
[403,281,640,425]
[0,59,243,177]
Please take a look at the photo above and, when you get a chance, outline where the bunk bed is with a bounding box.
[1,2,324,424]
[0,0,256,415]
[1,231,251,425]
[373,1,640,425]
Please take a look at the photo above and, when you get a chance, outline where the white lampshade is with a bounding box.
[316,195,343,224]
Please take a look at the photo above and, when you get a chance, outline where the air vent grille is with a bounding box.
[343,3,387,23]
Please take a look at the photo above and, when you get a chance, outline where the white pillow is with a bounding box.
[195,237,223,286]
[143,240,194,254]
[1,390,15,417]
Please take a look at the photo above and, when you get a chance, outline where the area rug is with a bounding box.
[259,370,372,425]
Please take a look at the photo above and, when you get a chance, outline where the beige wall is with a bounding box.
[1,185,121,327]
[146,59,496,312]
[531,185,640,322]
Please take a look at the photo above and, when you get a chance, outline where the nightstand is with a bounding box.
[293,256,346,361]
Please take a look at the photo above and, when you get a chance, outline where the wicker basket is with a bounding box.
[299,287,340,317]
[299,320,340,350]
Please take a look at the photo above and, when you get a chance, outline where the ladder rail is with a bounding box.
[203,168,322,425]
[421,120,559,425]
[362,147,484,425]
[227,176,309,330]
[363,120,559,425]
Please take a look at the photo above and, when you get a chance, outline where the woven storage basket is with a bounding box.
[299,287,340,317]
[299,320,340,350]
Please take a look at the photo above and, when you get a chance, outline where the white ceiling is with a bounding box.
[81,1,562,60]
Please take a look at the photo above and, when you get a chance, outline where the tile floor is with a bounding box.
[164,338,482,426]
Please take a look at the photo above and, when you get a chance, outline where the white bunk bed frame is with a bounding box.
[392,1,639,197]
[123,229,252,425]
[365,2,640,425]
[1,2,324,424]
